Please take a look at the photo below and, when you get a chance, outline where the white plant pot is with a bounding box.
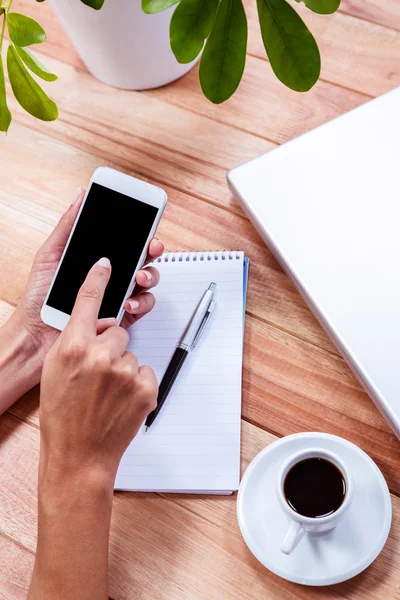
[48,0,197,89]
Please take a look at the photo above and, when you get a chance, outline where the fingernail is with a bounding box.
[128,300,139,311]
[143,270,152,281]
[97,257,111,269]
[71,187,83,207]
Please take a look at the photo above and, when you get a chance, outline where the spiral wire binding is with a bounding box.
[156,251,242,263]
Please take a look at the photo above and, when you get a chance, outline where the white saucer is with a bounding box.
[237,433,392,586]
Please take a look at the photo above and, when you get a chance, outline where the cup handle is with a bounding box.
[281,521,306,554]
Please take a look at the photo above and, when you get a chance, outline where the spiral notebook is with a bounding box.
[115,251,249,494]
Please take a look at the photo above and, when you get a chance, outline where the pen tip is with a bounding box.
[144,426,149,433]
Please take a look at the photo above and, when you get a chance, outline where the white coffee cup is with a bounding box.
[277,448,353,555]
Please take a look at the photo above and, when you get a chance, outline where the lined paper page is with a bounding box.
[114,251,245,493]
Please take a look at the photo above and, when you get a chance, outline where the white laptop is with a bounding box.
[227,87,400,438]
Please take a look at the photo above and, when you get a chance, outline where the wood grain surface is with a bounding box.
[0,0,399,598]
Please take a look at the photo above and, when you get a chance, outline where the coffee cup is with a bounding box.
[277,448,353,555]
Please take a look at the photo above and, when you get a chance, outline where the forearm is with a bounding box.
[28,454,114,600]
[0,315,41,414]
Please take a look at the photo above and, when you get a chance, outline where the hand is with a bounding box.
[28,259,158,600]
[11,188,164,377]
[40,257,158,480]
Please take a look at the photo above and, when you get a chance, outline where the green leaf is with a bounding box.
[170,0,219,63]
[142,0,178,15]
[199,0,247,104]
[0,55,11,132]
[7,44,58,121]
[15,46,58,82]
[257,0,320,92]
[80,0,105,8]
[296,0,340,14]
[7,13,46,46]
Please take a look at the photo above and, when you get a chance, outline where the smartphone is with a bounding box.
[41,167,167,331]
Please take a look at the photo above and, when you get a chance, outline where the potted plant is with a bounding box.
[0,0,340,132]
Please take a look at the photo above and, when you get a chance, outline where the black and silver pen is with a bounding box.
[144,282,217,431]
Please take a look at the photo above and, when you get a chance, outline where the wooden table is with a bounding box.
[1,1,399,598]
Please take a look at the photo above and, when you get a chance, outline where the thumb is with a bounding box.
[39,188,85,257]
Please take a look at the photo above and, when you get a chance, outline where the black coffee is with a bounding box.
[283,458,346,518]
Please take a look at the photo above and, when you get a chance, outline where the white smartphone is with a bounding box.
[41,167,167,331]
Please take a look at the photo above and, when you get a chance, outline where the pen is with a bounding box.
[145,282,217,431]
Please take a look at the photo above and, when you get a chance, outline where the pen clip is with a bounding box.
[192,300,216,349]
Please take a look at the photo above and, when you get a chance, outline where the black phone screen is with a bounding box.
[47,182,159,319]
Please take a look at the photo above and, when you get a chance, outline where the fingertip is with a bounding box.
[136,269,151,286]
[125,292,155,316]
[149,238,164,258]
[135,271,144,286]
[125,299,139,313]
[45,188,85,252]
[71,187,85,208]
[97,257,111,269]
